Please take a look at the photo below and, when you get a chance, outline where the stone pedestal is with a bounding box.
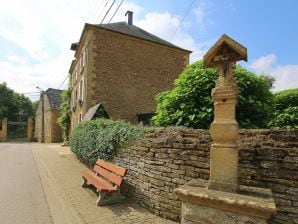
[175,179,276,224]
[209,85,239,193]
[175,34,276,224]
[27,118,33,141]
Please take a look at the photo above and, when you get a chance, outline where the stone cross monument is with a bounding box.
[175,34,276,224]
[204,34,247,193]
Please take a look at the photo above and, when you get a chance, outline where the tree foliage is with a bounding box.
[70,119,144,166]
[57,88,71,141]
[269,88,298,128]
[0,82,34,121]
[153,61,274,129]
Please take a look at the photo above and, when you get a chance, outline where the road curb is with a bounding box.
[32,147,85,224]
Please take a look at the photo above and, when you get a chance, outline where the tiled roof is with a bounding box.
[45,88,62,109]
[94,22,191,52]
[83,103,109,121]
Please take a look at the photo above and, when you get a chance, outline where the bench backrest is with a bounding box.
[93,159,127,187]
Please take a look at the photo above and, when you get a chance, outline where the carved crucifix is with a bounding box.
[203,34,247,193]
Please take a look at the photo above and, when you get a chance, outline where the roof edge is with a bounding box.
[86,23,192,53]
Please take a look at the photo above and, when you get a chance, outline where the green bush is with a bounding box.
[269,88,298,128]
[57,88,71,142]
[153,60,274,129]
[70,119,144,166]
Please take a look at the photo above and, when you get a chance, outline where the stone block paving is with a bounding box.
[32,143,177,224]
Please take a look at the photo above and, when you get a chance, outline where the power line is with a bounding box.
[100,0,116,24]
[170,0,196,41]
[89,0,103,22]
[22,92,40,95]
[57,74,69,90]
[90,0,106,23]
[108,0,124,23]
[95,0,110,23]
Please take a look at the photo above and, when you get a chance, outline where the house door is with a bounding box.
[7,121,28,141]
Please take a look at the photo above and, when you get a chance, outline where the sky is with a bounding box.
[0,0,297,101]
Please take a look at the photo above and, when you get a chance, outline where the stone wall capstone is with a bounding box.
[114,128,298,224]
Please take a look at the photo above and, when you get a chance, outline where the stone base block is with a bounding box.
[182,202,266,224]
[175,179,276,224]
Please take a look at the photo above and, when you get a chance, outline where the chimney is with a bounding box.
[125,11,133,25]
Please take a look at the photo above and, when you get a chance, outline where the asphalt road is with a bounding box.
[0,143,53,224]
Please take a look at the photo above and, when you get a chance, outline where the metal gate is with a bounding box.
[7,121,27,140]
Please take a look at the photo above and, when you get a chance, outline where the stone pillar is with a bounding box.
[208,47,240,193]
[27,118,33,141]
[1,118,8,142]
[175,34,276,224]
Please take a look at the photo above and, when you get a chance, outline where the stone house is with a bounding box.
[69,11,191,130]
[35,88,63,143]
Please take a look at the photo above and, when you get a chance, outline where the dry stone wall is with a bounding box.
[114,128,298,223]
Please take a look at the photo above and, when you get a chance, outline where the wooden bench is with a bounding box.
[81,159,127,206]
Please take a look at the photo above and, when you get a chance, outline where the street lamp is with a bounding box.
[36,86,44,143]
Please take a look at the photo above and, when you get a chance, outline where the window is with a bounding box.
[137,113,155,126]
[80,79,83,101]
[77,61,80,77]
[82,49,86,68]
[82,78,85,101]
[75,89,78,102]
[71,92,75,108]
[72,72,75,86]
[75,66,78,82]
[78,79,84,106]
[80,55,83,71]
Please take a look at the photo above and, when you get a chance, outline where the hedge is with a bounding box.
[70,119,144,166]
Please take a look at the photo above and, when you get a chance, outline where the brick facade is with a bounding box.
[69,23,190,129]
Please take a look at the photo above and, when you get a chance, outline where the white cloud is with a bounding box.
[251,54,298,91]
[0,49,71,94]
[194,4,206,24]
[0,0,98,95]
[136,12,212,62]
[193,1,214,31]
[251,54,277,72]
[8,55,29,65]
[137,12,179,39]
[104,1,144,24]
[0,0,212,97]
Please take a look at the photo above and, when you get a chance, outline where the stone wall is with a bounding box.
[50,109,63,143]
[35,95,62,143]
[114,128,298,223]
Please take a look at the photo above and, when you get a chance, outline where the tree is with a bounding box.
[0,82,34,121]
[153,61,274,129]
[14,93,35,121]
[57,80,71,142]
[57,89,71,142]
[269,88,298,128]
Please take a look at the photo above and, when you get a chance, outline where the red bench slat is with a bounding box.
[82,171,117,193]
[96,159,127,177]
[93,165,123,187]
